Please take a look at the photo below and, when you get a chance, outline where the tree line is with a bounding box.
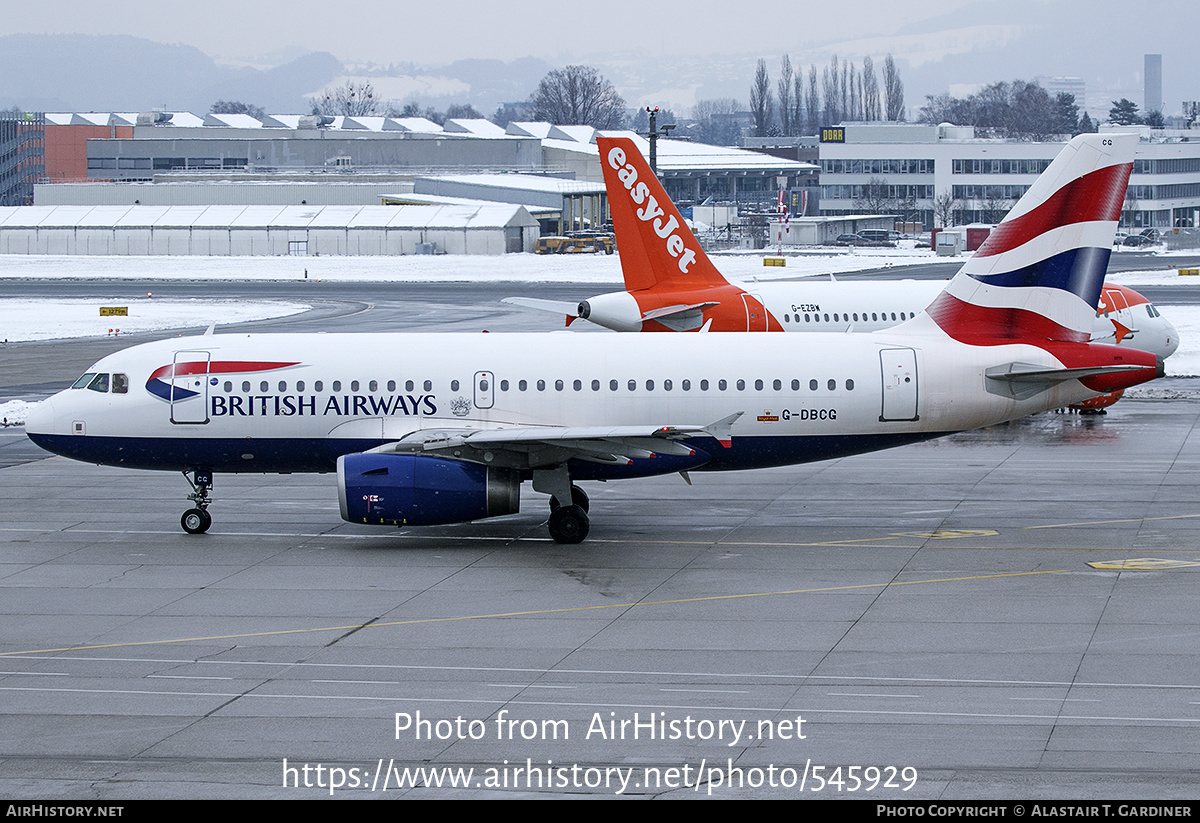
[732,53,906,140]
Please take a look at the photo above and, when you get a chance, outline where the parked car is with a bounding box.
[835,233,866,245]
[1122,234,1153,248]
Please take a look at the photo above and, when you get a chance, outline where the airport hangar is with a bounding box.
[0,112,813,256]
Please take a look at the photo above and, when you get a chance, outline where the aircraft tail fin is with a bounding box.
[598,136,731,292]
[925,133,1136,344]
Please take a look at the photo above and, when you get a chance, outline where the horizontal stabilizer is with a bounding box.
[985,360,1162,400]
[640,301,721,322]
[502,297,580,318]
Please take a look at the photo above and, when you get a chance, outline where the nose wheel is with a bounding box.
[181,470,213,534]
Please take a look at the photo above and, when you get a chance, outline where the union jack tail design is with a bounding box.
[925,133,1136,345]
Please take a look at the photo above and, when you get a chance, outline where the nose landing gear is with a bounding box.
[181,470,213,534]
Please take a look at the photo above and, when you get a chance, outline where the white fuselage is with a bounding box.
[26,325,1102,477]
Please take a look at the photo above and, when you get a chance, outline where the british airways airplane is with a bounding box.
[25,133,1162,543]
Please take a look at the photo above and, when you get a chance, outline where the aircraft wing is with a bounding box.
[365,413,742,468]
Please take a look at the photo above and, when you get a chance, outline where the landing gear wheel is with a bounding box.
[549,484,589,514]
[548,504,589,544]
[181,507,211,535]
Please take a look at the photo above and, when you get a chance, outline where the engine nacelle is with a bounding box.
[338,453,520,526]
[577,291,643,332]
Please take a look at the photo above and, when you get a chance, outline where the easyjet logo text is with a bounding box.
[607,145,698,274]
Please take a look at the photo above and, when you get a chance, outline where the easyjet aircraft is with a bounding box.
[507,277,1178,363]
[26,133,1162,543]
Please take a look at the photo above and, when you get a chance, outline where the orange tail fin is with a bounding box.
[598,136,731,292]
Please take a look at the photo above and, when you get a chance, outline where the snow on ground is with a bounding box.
[1,400,34,427]
[1152,305,1200,378]
[0,298,310,343]
[0,250,939,285]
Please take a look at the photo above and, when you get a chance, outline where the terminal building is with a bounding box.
[818,122,1200,231]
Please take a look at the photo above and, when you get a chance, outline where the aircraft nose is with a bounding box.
[24,396,56,436]
[1161,318,1180,359]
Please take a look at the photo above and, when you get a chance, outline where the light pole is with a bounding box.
[644,107,675,174]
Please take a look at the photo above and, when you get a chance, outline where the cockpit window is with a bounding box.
[112,373,129,394]
[86,373,110,393]
[72,373,97,389]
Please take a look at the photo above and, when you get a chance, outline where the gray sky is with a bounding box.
[7,0,985,66]
[5,0,1196,116]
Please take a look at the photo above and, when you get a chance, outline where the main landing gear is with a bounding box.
[547,484,590,545]
[181,470,213,535]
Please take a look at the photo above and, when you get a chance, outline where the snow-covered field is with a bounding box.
[0,249,937,285]
[0,297,310,343]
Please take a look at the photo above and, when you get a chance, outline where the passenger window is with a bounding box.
[610,379,618,391]
[773,379,781,391]
[224,381,233,392]
[555,379,564,391]
[315,381,323,392]
[646,380,654,391]
[718,379,727,391]
[87,373,109,393]
[846,379,855,390]
[682,379,690,391]
[387,380,395,392]
[369,380,378,392]
[573,380,582,391]
[628,380,636,391]
[519,380,528,391]
[537,380,546,391]
[500,380,509,391]
[700,379,709,391]
[405,380,414,392]
[791,379,800,391]
[423,380,432,392]
[809,379,818,391]
[450,380,459,391]
[297,380,305,392]
[333,381,342,391]
[279,381,287,392]
[242,380,251,392]
[828,379,837,391]
[664,379,672,391]
[591,379,600,391]
[350,380,359,392]
[737,379,746,390]
[260,381,269,392]
[754,379,763,391]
